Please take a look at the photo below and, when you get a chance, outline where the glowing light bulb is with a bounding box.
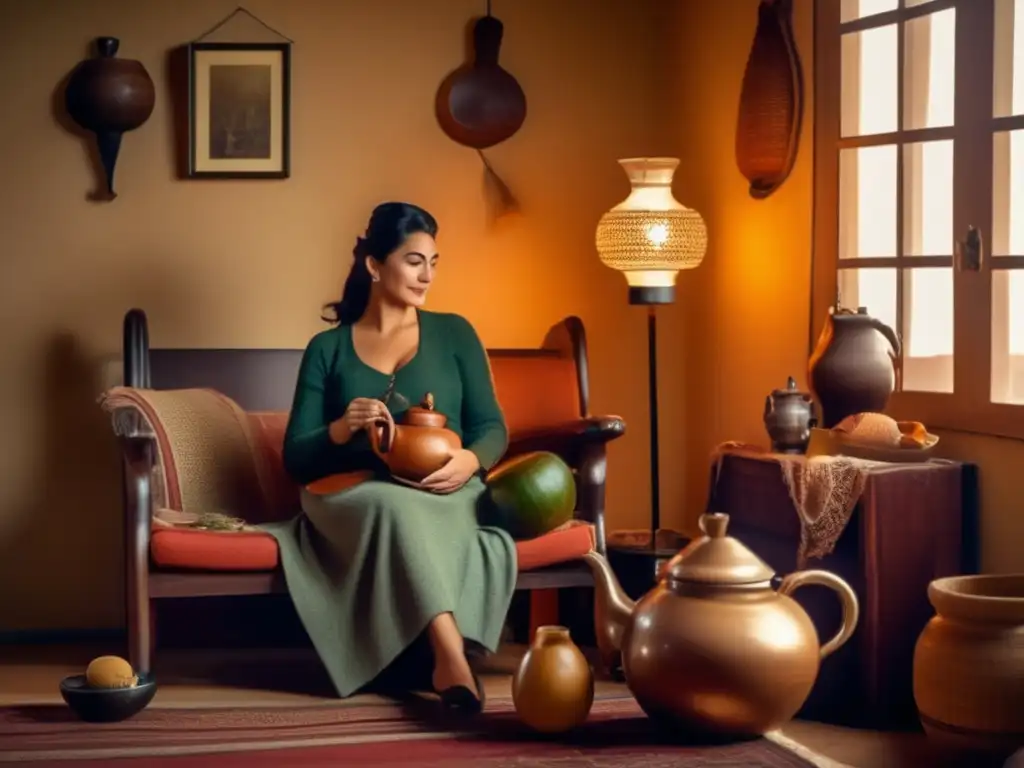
[646,222,670,248]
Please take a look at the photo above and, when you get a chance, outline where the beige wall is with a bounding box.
[662,0,1022,574]
[1,0,1017,634]
[656,0,817,530]
[0,0,672,632]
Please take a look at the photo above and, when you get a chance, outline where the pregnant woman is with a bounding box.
[261,202,516,713]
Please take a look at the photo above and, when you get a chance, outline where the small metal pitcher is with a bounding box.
[763,376,816,454]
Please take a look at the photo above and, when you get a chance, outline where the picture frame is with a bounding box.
[186,42,291,179]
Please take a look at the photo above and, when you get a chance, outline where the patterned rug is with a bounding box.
[0,692,843,766]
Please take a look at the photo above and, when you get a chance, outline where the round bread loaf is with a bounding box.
[835,412,902,447]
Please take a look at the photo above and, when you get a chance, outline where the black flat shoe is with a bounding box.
[437,669,485,715]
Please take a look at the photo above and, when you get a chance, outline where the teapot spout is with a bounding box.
[582,551,635,673]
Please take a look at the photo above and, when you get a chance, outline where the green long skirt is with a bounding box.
[259,475,518,698]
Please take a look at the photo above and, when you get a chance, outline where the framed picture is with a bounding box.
[187,42,290,179]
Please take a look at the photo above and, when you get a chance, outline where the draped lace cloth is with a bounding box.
[712,442,877,567]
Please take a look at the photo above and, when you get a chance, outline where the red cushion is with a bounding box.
[150,522,595,573]
[151,528,278,571]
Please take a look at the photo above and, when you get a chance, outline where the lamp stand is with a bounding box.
[595,157,708,590]
[611,291,690,583]
[646,305,662,554]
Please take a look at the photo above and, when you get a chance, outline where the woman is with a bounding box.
[261,202,516,713]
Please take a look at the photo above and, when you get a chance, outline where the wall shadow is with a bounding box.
[434,16,482,145]
[50,41,106,203]
[0,264,200,638]
[164,45,191,180]
[0,333,123,632]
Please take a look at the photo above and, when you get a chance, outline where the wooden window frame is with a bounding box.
[811,0,1024,441]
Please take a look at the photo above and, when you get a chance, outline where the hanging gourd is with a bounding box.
[64,37,155,201]
[435,1,526,222]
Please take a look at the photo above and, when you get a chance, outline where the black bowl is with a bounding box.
[59,673,157,722]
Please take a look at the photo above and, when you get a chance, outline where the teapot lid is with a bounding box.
[666,512,775,585]
[408,392,437,414]
[404,392,447,427]
[771,376,808,398]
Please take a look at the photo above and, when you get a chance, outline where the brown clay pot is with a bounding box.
[913,575,1024,761]
[64,36,155,199]
[512,625,594,733]
[368,393,461,484]
[808,305,901,428]
[435,14,526,150]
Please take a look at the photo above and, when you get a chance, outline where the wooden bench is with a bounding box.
[111,309,626,674]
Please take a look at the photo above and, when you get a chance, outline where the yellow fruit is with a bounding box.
[85,656,138,689]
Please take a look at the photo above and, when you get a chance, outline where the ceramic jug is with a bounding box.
[808,305,901,428]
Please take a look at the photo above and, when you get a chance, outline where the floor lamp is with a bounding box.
[595,157,708,573]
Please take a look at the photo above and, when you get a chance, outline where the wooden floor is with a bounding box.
[0,643,946,767]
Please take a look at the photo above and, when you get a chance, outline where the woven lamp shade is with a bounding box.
[595,157,708,305]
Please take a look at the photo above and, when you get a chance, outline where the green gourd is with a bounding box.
[483,451,576,540]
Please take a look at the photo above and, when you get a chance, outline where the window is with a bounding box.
[813,0,1024,439]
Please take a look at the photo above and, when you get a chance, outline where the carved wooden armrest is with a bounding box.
[108,407,156,547]
[507,416,626,454]
[110,406,156,441]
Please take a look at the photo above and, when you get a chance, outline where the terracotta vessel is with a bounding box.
[368,393,461,484]
[808,304,901,428]
[64,37,155,200]
[583,512,859,737]
[913,574,1024,761]
[763,376,816,453]
[512,625,594,733]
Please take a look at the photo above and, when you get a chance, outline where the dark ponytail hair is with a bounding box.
[323,201,439,325]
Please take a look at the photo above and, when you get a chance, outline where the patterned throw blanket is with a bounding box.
[98,386,278,532]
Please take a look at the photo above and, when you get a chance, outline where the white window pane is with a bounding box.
[991,270,1024,404]
[841,0,898,23]
[904,9,956,130]
[838,269,898,344]
[840,145,898,258]
[993,130,1024,256]
[903,268,954,393]
[904,140,954,256]
[1012,274,1024,355]
[994,0,1024,117]
[842,26,899,137]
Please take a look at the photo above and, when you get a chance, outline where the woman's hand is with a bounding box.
[328,398,392,445]
[419,449,480,494]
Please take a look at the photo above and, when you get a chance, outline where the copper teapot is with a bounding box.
[583,512,859,736]
[368,392,462,484]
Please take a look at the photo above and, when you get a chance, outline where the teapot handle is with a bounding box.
[777,569,860,659]
[869,316,902,358]
[372,409,396,454]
